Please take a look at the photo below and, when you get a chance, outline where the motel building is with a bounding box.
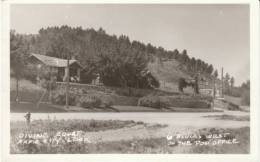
[28,53,83,83]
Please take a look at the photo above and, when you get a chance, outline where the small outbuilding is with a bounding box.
[29,53,83,82]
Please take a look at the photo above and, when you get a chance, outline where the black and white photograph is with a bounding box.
[1,0,259,161]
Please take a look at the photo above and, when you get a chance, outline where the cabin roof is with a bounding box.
[29,53,83,68]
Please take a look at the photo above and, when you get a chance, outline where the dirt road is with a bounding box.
[10,111,249,142]
[11,111,249,128]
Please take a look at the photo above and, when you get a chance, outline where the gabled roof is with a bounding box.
[29,53,83,68]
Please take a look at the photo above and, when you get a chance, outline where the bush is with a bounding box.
[166,96,211,108]
[178,77,187,92]
[52,87,115,108]
[78,90,114,108]
[229,87,242,97]
[76,95,102,108]
[138,95,168,109]
[227,102,240,110]
[241,90,250,106]
[23,64,38,83]
[99,97,114,108]
[52,89,76,106]
[138,94,211,109]
[114,87,151,97]
[188,94,213,103]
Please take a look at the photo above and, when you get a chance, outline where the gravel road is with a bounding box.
[11,111,249,128]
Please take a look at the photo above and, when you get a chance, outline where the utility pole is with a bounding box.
[221,67,224,98]
[213,77,216,98]
[66,55,70,109]
[212,76,215,110]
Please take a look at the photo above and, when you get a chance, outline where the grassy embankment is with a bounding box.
[10,77,214,112]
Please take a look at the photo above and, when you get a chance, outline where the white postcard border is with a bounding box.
[1,0,259,162]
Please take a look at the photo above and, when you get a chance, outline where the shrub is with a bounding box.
[166,96,211,109]
[39,78,57,91]
[227,102,240,111]
[76,95,102,108]
[229,87,242,97]
[241,90,250,106]
[23,64,38,83]
[114,88,132,96]
[178,77,187,92]
[110,95,138,106]
[138,95,168,109]
[52,89,76,106]
[78,90,114,108]
[138,94,211,109]
[52,87,114,108]
[114,87,151,97]
[188,94,213,103]
[100,97,114,108]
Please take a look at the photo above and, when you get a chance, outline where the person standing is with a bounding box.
[24,112,31,126]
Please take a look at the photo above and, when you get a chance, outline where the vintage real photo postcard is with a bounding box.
[1,0,260,162]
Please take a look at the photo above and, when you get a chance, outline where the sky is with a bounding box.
[10,4,250,86]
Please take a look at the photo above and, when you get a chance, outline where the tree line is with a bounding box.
[11,25,232,90]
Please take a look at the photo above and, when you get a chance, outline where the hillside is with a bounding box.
[147,58,193,93]
[11,26,216,91]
